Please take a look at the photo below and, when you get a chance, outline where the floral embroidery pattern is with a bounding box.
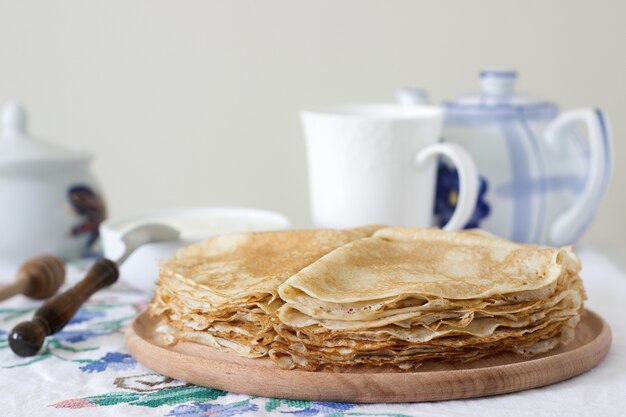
[68,305,107,324]
[114,374,191,392]
[166,399,257,417]
[80,352,137,373]
[51,384,227,409]
[54,328,112,344]
[265,399,354,415]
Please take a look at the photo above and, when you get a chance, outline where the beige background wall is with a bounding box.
[1,0,624,245]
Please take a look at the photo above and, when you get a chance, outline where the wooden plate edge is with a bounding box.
[125,309,612,403]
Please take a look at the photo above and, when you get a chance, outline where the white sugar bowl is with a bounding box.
[0,103,106,269]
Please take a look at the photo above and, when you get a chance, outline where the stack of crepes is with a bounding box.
[149,226,382,358]
[271,227,585,370]
[149,226,585,371]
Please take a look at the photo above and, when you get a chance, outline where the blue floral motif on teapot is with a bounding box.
[435,162,490,229]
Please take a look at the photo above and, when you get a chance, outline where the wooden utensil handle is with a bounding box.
[0,255,65,302]
[0,281,25,303]
[8,258,119,357]
[35,258,119,334]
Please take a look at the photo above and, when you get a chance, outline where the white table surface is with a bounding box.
[0,248,624,417]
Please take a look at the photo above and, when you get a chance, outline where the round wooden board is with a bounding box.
[126,309,611,403]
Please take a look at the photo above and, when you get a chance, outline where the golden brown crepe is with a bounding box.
[149,226,384,357]
[269,227,584,370]
[148,226,585,371]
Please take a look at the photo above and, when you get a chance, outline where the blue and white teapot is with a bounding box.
[437,70,612,245]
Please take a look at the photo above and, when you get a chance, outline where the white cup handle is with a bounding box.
[415,143,480,231]
[545,108,613,246]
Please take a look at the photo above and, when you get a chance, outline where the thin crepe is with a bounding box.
[149,226,384,357]
[149,226,585,369]
[270,227,584,370]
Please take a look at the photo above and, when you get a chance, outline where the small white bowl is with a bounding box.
[100,207,290,293]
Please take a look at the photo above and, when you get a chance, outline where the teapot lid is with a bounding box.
[0,103,88,168]
[445,70,558,121]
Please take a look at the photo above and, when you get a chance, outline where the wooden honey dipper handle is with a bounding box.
[0,255,65,302]
[9,258,119,357]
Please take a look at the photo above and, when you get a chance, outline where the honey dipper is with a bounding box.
[0,255,65,303]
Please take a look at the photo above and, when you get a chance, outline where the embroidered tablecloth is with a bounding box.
[1,249,624,417]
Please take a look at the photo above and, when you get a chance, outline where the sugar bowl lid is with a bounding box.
[0,102,88,168]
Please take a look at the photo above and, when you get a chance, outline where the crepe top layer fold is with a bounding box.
[278,227,581,305]
[157,226,383,301]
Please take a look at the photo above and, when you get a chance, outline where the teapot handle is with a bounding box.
[546,108,613,246]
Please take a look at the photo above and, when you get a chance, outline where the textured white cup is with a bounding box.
[302,104,479,230]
